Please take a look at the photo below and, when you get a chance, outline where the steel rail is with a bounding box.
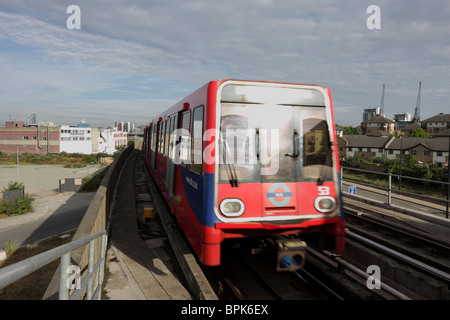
[345,209,450,252]
[306,247,412,300]
[346,229,450,285]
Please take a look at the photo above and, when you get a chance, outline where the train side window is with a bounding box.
[180,111,191,166]
[191,105,204,174]
[164,119,170,156]
[169,114,177,160]
[151,124,157,151]
[158,121,164,153]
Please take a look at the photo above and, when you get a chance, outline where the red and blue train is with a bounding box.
[142,79,345,268]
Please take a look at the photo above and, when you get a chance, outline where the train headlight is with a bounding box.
[314,196,336,213]
[220,199,245,217]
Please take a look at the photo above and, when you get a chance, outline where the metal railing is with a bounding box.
[341,166,450,218]
[0,231,107,300]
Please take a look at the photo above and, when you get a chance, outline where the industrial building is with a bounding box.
[0,120,127,155]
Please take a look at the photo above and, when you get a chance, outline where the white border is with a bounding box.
[213,80,339,223]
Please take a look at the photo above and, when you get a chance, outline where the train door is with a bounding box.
[151,122,158,169]
[166,114,178,196]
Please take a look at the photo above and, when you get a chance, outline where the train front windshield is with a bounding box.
[218,84,334,184]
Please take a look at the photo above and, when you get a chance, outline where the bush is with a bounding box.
[80,167,108,192]
[0,194,35,216]
[3,181,24,192]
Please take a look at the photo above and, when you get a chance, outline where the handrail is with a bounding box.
[0,231,107,300]
[342,166,450,185]
[341,166,449,218]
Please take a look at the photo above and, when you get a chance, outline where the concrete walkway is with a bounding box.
[102,149,192,300]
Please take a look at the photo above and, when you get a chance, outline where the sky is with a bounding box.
[0,0,449,128]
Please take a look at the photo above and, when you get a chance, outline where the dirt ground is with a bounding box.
[0,164,103,197]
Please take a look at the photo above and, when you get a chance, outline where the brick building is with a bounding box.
[421,113,450,136]
[0,121,60,154]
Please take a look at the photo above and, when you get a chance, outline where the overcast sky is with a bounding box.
[0,0,449,128]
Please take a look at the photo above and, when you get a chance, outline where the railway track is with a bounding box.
[343,204,450,299]
[203,237,386,300]
[204,238,335,300]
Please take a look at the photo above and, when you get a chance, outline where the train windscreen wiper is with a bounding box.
[221,139,239,187]
[285,130,299,158]
[317,142,332,185]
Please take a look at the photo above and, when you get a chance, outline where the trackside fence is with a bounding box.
[0,231,107,300]
[341,166,450,219]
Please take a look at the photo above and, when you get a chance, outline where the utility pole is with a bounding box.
[399,136,403,192]
[413,81,421,122]
[447,130,450,218]
[380,84,385,116]
[17,147,20,183]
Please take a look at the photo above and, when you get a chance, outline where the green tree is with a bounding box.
[338,125,358,135]
[410,128,430,137]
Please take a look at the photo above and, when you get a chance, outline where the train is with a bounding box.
[142,79,346,269]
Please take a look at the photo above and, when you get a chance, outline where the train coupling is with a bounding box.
[275,239,307,272]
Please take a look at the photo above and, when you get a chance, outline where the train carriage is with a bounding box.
[143,79,345,267]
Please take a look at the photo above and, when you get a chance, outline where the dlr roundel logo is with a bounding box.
[266,183,293,207]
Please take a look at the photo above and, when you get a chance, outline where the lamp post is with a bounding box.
[399,136,403,192]
[17,147,19,183]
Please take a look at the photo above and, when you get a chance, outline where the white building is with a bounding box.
[97,128,127,154]
[60,125,93,154]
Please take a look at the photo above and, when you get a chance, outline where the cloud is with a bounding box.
[0,0,449,127]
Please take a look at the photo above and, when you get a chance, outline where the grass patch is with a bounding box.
[80,166,108,192]
[0,152,110,167]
